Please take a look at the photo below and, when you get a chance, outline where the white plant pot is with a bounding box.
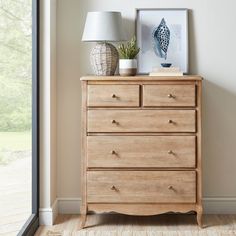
[119,59,137,76]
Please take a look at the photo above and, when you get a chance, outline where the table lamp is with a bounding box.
[82,11,126,75]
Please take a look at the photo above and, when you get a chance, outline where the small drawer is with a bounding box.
[87,171,196,203]
[143,84,196,107]
[88,85,140,107]
[87,136,196,168]
[87,110,196,133]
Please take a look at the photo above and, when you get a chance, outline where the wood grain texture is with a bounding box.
[88,81,198,85]
[81,75,203,81]
[80,81,87,227]
[88,85,140,107]
[143,84,196,107]
[88,203,197,216]
[87,136,196,168]
[87,171,196,203]
[80,76,202,228]
[196,80,203,227]
[88,110,196,133]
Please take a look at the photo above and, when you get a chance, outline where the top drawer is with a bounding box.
[88,85,140,107]
[143,84,196,107]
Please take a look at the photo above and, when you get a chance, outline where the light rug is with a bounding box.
[46,230,236,236]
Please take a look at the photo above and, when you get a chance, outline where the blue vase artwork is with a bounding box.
[152,18,170,61]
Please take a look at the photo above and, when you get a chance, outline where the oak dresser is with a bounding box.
[80,75,203,228]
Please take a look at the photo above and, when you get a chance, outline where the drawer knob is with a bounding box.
[111,119,117,124]
[111,185,118,191]
[168,94,175,98]
[168,185,174,190]
[168,150,174,155]
[168,119,173,124]
[111,150,116,155]
[112,94,117,98]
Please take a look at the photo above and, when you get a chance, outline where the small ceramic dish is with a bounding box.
[161,63,172,68]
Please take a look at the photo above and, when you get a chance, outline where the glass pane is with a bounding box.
[0,0,32,234]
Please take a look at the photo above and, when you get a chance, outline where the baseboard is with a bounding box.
[39,197,236,225]
[203,197,236,214]
[39,199,58,225]
[57,198,81,214]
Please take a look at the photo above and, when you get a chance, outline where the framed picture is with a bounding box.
[136,8,189,74]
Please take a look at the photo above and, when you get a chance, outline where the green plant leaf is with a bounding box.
[118,36,140,59]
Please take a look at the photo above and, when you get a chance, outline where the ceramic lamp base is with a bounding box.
[90,42,118,76]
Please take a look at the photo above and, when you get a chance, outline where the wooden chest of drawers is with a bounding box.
[80,75,203,228]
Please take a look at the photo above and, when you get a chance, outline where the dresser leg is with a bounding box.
[197,208,203,228]
[79,213,87,230]
[79,204,87,230]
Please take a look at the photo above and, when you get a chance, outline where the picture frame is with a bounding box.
[136,8,189,74]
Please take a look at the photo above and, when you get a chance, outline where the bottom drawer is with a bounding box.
[87,171,196,203]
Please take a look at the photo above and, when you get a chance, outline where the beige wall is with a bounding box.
[50,0,57,207]
[57,0,236,200]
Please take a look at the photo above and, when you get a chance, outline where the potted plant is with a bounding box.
[118,37,140,76]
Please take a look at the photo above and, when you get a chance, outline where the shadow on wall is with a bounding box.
[202,80,236,197]
[123,17,135,39]
[122,9,236,197]
[113,17,134,74]
[188,9,236,197]
[188,9,198,74]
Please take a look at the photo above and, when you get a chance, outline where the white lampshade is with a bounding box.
[82,11,126,42]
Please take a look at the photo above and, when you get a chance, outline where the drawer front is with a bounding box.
[88,85,140,107]
[87,136,196,168]
[143,84,196,107]
[88,110,196,133]
[87,171,196,203]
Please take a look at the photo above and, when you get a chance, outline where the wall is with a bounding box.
[50,0,57,208]
[57,0,236,212]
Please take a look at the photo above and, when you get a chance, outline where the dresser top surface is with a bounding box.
[80,75,203,81]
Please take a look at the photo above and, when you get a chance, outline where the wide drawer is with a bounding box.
[87,136,196,168]
[87,171,196,203]
[88,85,140,107]
[87,110,196,133]
[143,84,196,107]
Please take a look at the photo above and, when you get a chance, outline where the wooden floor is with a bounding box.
[35,214,236,236]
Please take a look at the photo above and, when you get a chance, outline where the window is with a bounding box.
[0,0,39,235]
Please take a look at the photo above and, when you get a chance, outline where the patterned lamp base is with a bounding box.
[90,42,118,76]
